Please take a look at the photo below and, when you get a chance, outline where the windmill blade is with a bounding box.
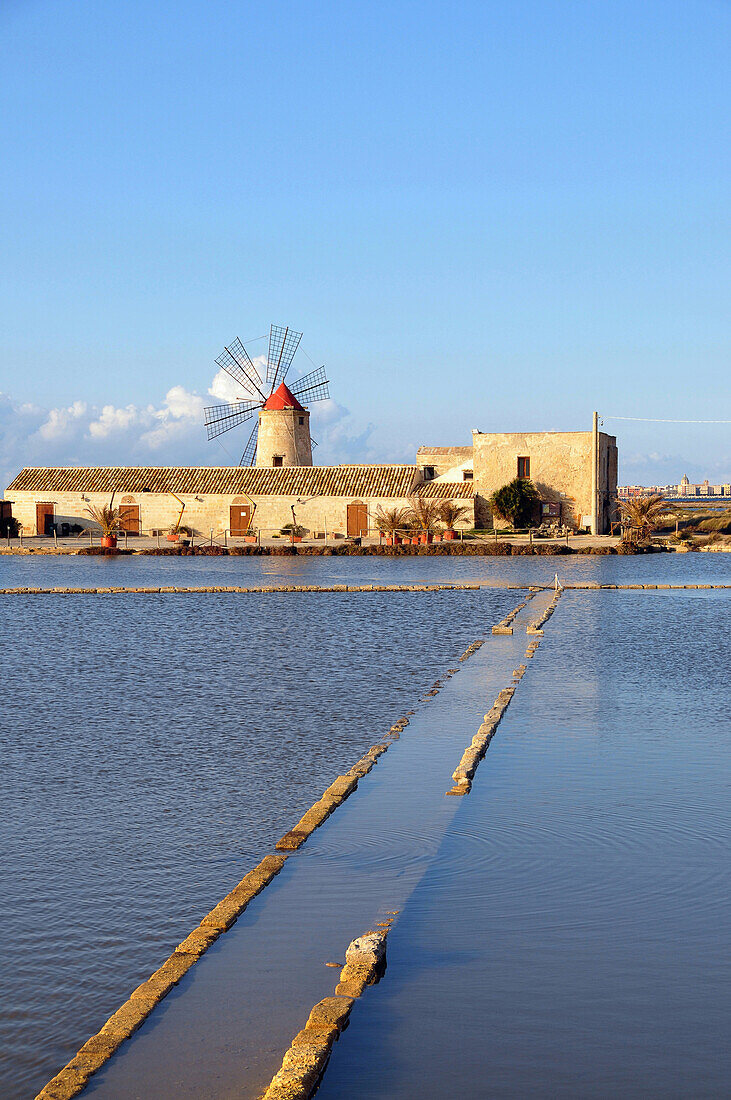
[267,324,303,388]
[289,365,329,399]
[215,339,266,399]
[289,377,330,404]
[204,400,258,440]
[240,421,259,466]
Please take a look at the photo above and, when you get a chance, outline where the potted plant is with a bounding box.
[244,529,258,544]
[84,504,132,549]
[281,522,306,544]
[406,495,442,545]
[439,501,471,540]
[167,523,192,545]
[374,506,410,546]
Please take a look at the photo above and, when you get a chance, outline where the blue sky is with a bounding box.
[1,0,729,488]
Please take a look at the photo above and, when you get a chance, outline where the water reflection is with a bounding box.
[318,589,731,1099]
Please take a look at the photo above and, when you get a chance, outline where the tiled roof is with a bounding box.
[416,446,473,456]
[416,481,474,499]
[7,465,421,499]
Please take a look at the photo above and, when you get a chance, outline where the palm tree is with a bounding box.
[374,506,411,538]
[407,495,443,535]
[439,501,471,532]
[83,504,132,537]
[619,493,670,545]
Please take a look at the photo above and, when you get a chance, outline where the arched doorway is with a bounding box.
[230,496,252,536]
[120,495,140,534]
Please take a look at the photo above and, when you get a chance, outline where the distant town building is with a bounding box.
[618,475,731,499]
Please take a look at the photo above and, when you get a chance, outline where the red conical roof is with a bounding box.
[263,381,305,411]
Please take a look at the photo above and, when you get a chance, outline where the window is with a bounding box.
[423,465,435,481]
[298,416,304,425]
[273,455,283,468]
[463,469,473,481]
[518,456,530,478]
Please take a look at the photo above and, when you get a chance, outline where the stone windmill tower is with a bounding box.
[204,325,330,467]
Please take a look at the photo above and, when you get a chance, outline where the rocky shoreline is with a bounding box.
[1,541,672,558]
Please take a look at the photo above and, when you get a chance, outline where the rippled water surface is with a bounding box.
[0,585,514,1099]
[2,557,729,1099]
[318,588,731,1099]
[1,546,729,588]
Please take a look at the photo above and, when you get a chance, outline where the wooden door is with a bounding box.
[230,504,251,536]
[119,505,140,534]
[36,503,54,536]
[347,502,368,537]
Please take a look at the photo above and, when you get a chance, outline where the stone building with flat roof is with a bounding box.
[471,427,617,532]
[417,423,618,532]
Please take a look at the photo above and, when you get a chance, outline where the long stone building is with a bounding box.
[5,464,474,539]
[7,419,617,538]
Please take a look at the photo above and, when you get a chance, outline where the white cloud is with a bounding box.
[209,369,244,404]
[36,400,88,442]
[88,403,138,439]
[1,367,407,491]
[163,385,205,421]
[0,377,412,492]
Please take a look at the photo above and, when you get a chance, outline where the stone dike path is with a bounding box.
[5,582,729,597]
[37,590,555,1100]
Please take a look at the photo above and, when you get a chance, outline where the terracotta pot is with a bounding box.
[100,535,117,549]
[419,533,433,545]
[443,529,456,540]
[433,533,442,542]
[385,537,394,546]
[244,535,257,544]
[166,532,180,542]
[292,536,302,543]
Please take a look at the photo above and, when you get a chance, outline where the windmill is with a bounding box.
[204,325,330,467]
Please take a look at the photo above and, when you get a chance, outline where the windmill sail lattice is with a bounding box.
[266,325,303,387]
[215,338,267,400]
[204,324,330,466]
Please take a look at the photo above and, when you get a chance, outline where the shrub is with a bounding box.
[533,542,574,555]
[489,479,539,529]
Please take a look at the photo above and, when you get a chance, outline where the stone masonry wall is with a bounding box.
[256,408,313,468]
[8,490,475,538]
[472,430,617,533]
